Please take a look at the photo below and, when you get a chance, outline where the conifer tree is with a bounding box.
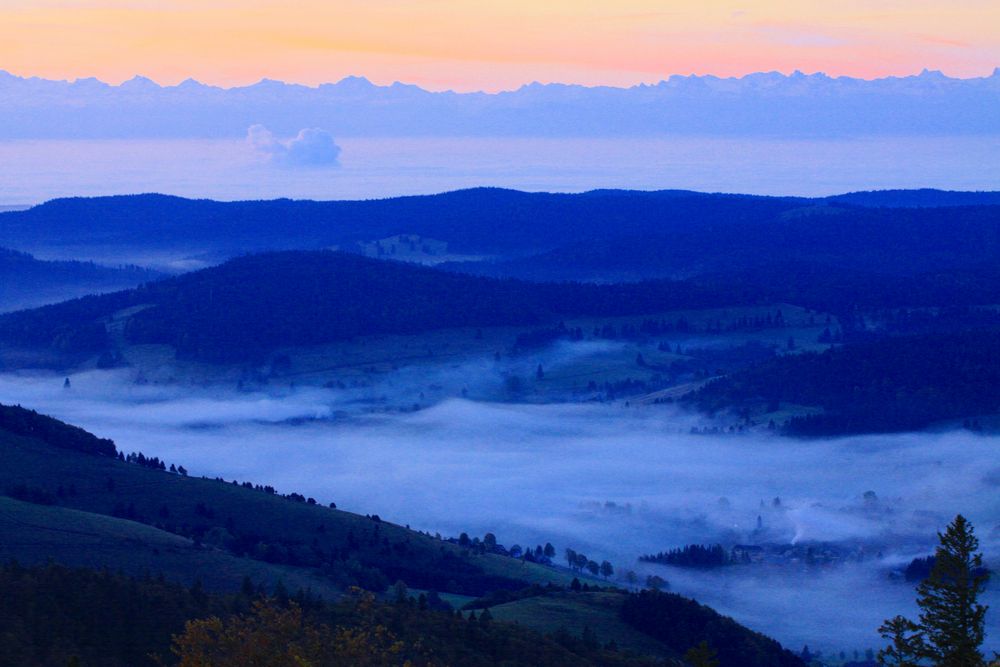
[876,616,922,667]
[684,640,720,667]
[915,514,988,666]
[878,514,989,667]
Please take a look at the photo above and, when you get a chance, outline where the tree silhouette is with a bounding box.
[915,515,989,666]
[684,641,720,667]
[878,514,989,666]
[876,616,921,667]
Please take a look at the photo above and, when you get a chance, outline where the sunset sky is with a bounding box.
[1,0,998,91]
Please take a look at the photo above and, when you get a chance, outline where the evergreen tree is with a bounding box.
[876,616,921,667]
[915,514,988,666]
[683,640,720,667]
[879,515,989,667]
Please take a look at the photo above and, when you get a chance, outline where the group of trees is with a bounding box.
[120,450,186,475]
[0,563,661,666]
[564,548,614,579]
[877,515,993,666]
[640,544,729,569]
[620,590,804,667]
[453,532,558,565]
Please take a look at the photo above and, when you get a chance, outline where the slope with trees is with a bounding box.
[687,330,1000,435]
[4,189,1000,282]
[0,246,161,313]
[0,249,752,364]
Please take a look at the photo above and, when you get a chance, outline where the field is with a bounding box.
[0,496,343,596]
[488,590,675,659]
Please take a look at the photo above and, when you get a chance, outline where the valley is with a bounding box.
[1,188,998,664]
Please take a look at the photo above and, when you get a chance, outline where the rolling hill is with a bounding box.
[0,403,805,665]
[686,330,1000,436]
[0,249,752,364]
[0,246,160,312]
[3,188,999,286]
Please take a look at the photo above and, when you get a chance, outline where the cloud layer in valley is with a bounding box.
[0,368,997,656]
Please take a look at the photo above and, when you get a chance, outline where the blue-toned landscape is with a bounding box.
[1,3,998,666]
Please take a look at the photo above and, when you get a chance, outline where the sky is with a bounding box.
[1,0,998,91]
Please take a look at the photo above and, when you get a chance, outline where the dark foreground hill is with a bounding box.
[0,250,750,364]
[0,404,804,666]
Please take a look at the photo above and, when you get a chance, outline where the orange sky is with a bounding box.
[1,0,998,91]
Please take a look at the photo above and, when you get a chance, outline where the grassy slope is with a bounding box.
[0,496,341,597]
[489,591,675,660]
[0,426,568,595]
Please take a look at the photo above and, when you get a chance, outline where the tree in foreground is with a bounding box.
[876,616,922,667]
[683,640,720,667]
[878,514,990,667]
[916,514,989,666]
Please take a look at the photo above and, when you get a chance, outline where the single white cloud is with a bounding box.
[247,124,341,167]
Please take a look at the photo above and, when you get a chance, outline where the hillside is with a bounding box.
[826,189,1000,208]
[0,249,750,364]
[686,330,1000,435]
[0,189,801,257]
[446,203,1000,282]
[0,404,806,665]
[3,189,999,283]
[0,403,562,596]
[0,563,660,667]
[0,246,160,312]
[0,496,343,597]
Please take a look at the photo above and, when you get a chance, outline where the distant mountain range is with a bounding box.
[1,69,998,139]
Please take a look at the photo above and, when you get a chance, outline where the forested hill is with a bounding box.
[686,330,1000,436]
[3,189,999,274]
[0,403,116,457]
[444,202,1000,281]
[0,246,161,312]
[0,250,749,363]
[0,189,799,256]
[826,189,1000,208]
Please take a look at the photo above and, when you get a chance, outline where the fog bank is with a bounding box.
[1,369,997,656]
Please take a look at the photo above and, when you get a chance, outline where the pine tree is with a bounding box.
[683,641,720,667]
[915,514,988,666]
[876,616,922,666]
[879,514,989,667]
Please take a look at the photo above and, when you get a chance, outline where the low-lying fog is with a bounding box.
[2,368,997,656]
